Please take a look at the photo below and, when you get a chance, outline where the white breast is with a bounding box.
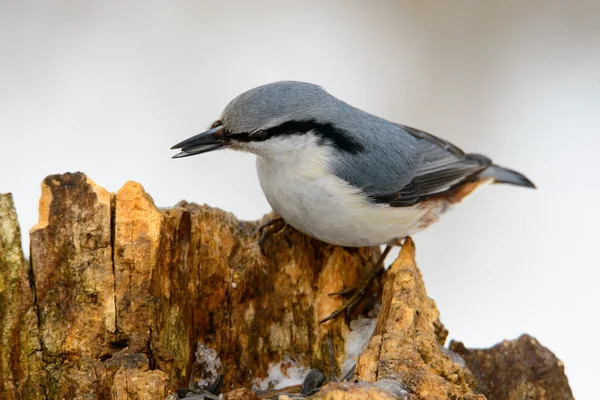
[252,134,447,247]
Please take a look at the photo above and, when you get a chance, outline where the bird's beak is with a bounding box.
[170,126,229,159]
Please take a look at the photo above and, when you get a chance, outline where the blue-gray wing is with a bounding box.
[357,124,491,207]
[336,121,491,207]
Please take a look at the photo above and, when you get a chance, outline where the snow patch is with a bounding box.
[189,343,222,390]
[342,317,377,375]
[253,356,309,391]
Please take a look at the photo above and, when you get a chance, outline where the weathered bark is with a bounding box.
[313,381,408,400]
[0,172,574,399]
[450,335,575,400]
[2,173,381,398]
[353,238,483,400]
[0,194,44,399]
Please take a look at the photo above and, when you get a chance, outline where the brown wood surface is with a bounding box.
[0,172,573,400]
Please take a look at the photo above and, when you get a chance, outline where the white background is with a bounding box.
[1,1,599,397]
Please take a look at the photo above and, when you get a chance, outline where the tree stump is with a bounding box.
[0,172,574,400]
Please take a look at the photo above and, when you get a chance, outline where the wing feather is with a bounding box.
[372,125,491,207]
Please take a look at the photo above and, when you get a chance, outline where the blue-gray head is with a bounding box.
[171,81,369,158]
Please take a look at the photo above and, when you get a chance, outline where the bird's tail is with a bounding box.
[478,164,536,188]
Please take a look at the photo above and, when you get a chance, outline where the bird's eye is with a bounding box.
[249,130,269,141]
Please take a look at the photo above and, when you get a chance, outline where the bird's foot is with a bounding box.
[258,215,287,256]
[341,364,356,381]
[320,245,392,323]
[327,287,356,296]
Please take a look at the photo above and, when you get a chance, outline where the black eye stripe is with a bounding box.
[231,120,364,154]
[249,129,270,140]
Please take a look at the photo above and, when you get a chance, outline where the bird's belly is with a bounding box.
[257,159,447,247]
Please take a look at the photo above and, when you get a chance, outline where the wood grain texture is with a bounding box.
[2,173,381,398]
[0,173,573,399]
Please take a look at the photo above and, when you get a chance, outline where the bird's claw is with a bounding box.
[319,295,360,323]
[258,216,286,256]
[327,287,356,297]
[342,364,356,382]
[320,245,393,323]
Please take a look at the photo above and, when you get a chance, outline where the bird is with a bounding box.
[171,81,535,321]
